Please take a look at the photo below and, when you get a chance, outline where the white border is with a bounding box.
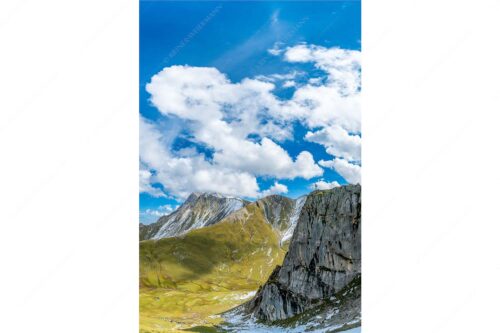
[363,0,500,332]
[0,0,138,332]
[1,0,500,332]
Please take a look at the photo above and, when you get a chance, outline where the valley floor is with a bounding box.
[139,286,361,333]
[140,288,256,333]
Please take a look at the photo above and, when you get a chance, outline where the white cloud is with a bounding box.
[319,158,361,184]
[139,167,166,198]
[309,180,341,190]
[280,44,362,181]
[140,204,178,224]
[146,66,226,122]
[145,66,323,183]
[255,71,302,83]
[212,137,322,179]
[308,77,323,85]
[140,117,260,199]
[147,66,290,142]
[261,182,288,197]
[268,42,284,56]
[305,125,361,162]
[279,44,361,133]
[144,205,175,217]
[141,44,361,199]
[284,44,361,96]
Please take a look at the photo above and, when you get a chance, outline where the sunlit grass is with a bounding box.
[139,203,286,332]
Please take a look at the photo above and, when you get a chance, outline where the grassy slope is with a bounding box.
[139,203,286,333]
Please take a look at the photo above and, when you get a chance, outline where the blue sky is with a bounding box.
[140,1,361,224]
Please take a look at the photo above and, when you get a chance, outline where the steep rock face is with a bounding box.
[280,196,307,245]
[245,184,361,322]
[255,195,295,232]
[140,192,249,240]
[254,195,310,245]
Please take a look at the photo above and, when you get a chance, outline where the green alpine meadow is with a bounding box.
[139,197,293,332]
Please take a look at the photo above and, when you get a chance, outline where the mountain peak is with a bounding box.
[185,192,201,202]
[141,191,249,240]
[186,191,243,201]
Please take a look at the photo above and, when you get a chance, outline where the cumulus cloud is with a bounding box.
[140,117,260,199]
[277,44,361,133]
[140,204,177,224]
[139,167,166,198]
[146,65,289,140]
[280,44,362,179]
[319,158,361,184]
[144,66,322,186]
[284,44,361,97]
[141,44,361,199]
[309,180,340,190]
[144,205,175,217]
[261,181,289,197]
[305,125,361,162]
[212,136,323,179]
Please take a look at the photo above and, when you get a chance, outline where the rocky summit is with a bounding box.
[245,184,361,323]
[140,192,249,240]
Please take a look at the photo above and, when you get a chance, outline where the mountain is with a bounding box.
[140,192,249,240]
[140,192,306,242]
[242,185,361,328]
[139,201,287,332]
[254,194,307,245]
[139,188,360,332]
[139,194,306,291]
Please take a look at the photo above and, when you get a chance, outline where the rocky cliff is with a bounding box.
[245,184,361,322]
[255,195,295,231]
[280,195,307,246]
[254,195,308,245]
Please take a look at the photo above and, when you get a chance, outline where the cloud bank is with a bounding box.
[141,43,361,199]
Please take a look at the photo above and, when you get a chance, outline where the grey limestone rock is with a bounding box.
[246,184,361,322]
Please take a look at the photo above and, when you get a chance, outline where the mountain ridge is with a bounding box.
[140,192,250,240]
[139,186,361,332]
[140,191,308,241]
